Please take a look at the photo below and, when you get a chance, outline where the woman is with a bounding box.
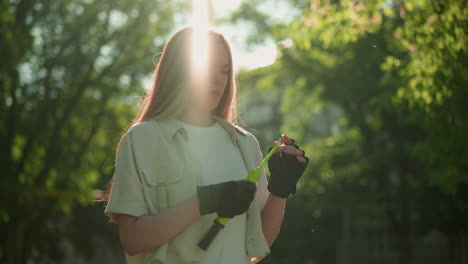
[102,26,309,264]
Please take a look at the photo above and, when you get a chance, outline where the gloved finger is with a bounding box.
[236,194,253,210]
[269,143,291,154]
[239,193,255,206]
[268,140,282,152]
[241,188,256,200]
[281,134,294,145]
[246,185,257,198]
[296,155,308,163]
[281,135,295,145]
[282,151,308,165]
[298,148,306,156]
[281,145,305,156]
[243,194,254,202]
[239,180,256,194]
[234,205,249,215]
[291,143,306,155]
[273,145,288,153]
[291,144,305,156]
[270,140,280,147]
[239,183,257,200]
[296,157,309,171]
[290,185,297,195]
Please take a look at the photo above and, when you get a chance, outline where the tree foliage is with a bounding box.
[0,0,183,263]
[232,0,467,263]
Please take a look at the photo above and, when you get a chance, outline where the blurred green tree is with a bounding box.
[229,0,467,263]
[0,0,183,263]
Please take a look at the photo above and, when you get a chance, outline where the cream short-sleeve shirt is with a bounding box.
[104,120,270,264]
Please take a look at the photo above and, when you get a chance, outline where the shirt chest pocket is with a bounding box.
[130,136,186,187]
[136,146,187,212]
[138,149,186,187]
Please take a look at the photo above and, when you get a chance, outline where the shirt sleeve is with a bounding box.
[104,129,150,223]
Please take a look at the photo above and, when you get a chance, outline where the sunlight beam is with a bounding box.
[191,0,210,72]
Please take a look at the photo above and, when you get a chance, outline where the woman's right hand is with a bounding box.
[197,180,257,218]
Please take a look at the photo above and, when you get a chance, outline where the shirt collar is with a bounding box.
[156,115,248,143]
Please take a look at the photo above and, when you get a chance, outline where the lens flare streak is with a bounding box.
[191,0,209,71]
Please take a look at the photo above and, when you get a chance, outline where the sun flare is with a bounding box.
[191,0,209,72]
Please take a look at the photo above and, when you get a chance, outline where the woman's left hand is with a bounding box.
[266,134,310,199]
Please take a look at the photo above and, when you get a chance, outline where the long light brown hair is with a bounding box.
[99,26,243,217]
[133,25,240,126]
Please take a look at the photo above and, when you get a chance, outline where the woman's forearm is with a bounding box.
[117,195,201,256]
[252,194,287,263]
[260,193,287,247]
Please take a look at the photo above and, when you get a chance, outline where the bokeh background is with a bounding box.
[1,0,467,263]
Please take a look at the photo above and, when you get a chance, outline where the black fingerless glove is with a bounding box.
[197,180,256,218]
[267,141,309,198]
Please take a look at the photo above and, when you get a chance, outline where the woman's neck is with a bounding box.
[180,107,216,127]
